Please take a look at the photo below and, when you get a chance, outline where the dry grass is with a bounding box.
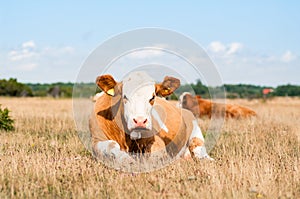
[0,96,299,198]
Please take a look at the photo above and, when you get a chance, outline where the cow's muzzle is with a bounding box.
[132,116,148,128]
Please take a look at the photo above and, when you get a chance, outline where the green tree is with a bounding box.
[191,80,210,98]
[0,78,33,96]
[275,84,300,96]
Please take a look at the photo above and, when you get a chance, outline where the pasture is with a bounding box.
[0,97,299,198]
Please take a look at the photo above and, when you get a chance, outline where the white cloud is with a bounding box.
[22,40,36,49]
[5,41,78,72]
[227,42,243,55]
[41,46,75,57]
[207,41,243,56]
[207,42,298,65]
[8,40,38,61]
[208,41,226,53]
[206,42,300,86]
[8,49,37,61]
[281,50,296,63]
[8,41,75,62]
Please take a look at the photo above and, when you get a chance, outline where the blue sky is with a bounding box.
[1,1,299,86]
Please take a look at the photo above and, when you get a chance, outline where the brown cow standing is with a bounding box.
[179,92,256,119]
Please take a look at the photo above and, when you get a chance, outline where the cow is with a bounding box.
[89,71,213,166]
[179,92,256,119]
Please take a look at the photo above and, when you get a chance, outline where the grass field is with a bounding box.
[0,97,299,198]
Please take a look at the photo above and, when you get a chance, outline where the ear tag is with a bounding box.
[107,88,115,96]
[164,88,170,93]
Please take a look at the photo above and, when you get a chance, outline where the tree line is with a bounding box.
[1,78,300,99]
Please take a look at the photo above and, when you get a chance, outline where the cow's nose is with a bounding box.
[133,116,148,128]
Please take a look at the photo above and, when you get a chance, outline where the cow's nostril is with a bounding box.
[133,117,148,126]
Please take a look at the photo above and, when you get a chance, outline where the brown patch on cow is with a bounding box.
[96,75,123,96]
[156,76,180,97]
[96,75,116,92]
[153,98,189,157]
[97,96,121,120]
[92,92,131,152]
[188,137,204,153]
[148,135,166,153]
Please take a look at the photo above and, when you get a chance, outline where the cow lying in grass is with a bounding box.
[89,72,212,165]
[179,92,256,119]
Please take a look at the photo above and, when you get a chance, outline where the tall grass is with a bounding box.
[0,97,299,198]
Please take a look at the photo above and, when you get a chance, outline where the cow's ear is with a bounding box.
[155,76,180,97]
[96,75,120,96]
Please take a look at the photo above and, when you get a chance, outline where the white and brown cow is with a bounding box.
[89,71,212,165]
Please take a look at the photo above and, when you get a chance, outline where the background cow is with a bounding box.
[89,72,212,166]
[179,92,256,119]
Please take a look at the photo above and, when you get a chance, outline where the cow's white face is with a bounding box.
[122,72,156,131]
[96,71,181,139]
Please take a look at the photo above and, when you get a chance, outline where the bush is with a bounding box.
[0,105,15,131]
[0,78,33,96]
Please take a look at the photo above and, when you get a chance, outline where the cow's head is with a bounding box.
[179,92,195,108]
[96,71,180,134]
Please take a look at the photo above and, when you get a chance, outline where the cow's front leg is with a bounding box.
[188,120,214,160]
[94,140,135,165]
